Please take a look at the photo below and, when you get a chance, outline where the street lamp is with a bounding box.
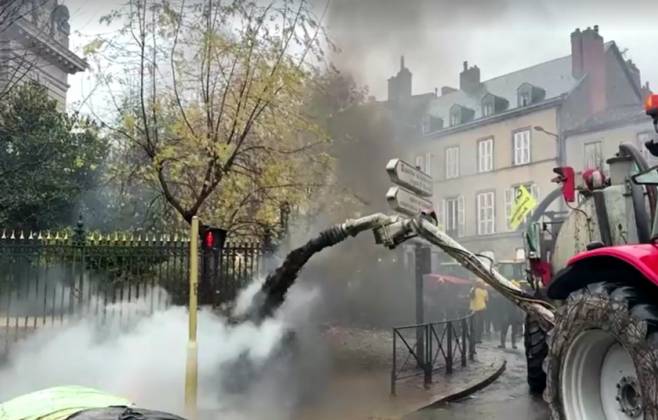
[534,126,563,166]
[534,126,558,138]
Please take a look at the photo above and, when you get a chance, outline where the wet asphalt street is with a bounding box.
[405,344,550,420]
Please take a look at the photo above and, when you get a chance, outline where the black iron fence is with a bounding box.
[0,223,264,356]
[390,314,476,395]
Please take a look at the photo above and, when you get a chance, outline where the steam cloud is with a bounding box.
[0,281,328,420]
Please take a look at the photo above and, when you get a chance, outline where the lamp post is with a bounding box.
[534,126,563,166]
[535,126,567,212]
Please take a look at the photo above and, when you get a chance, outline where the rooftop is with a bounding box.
[427,55,580,128]
[565,103,648,135]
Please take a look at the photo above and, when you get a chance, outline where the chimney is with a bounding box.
[571,26,606,114]
[626,59,641,91]
[441,86,457,95]
[388,55,412,103]
[571,28,584,78]
[460,61,481,93]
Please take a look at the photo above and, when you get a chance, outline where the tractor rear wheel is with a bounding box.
[544,282,658,420]
[524,313,548,394]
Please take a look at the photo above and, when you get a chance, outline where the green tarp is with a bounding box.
[0,386,132,420]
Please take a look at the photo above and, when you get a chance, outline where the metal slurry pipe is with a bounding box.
[247,212,554,332]
[249,214,397,322]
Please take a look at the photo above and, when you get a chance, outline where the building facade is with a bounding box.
[564,106,654,176]
[396,26,647,264]
[0,0,85,107]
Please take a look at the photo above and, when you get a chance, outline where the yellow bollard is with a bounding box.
[185,216,199,419]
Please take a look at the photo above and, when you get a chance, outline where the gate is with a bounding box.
[0,222,264,356]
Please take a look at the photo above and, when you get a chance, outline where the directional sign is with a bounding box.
[386,159,433,197]
[386,186,433,217]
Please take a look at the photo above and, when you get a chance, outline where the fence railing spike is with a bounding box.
[1,229,6,239]
[19,230,24,240]
[10,230,15,240]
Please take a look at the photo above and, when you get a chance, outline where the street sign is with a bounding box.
[386,159,433,197]
[386,186,433,217]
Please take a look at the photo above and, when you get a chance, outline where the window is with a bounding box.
[421,114,431,134]
[477,137,494,173]
[445,147,459,179]
[584,141,603,170]
[505,183,540,230]
[425,152,432,176]
[515,248,526,261]
[450,107,460,126]
[477,191,496,235]
[483,101,494,117]
[519,91,531,107]
[442,196,464,237]
[513,129,531,165]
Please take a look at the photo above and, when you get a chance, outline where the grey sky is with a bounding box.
[62,0,658,105]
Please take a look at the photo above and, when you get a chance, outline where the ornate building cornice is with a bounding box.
[13,17,86,74]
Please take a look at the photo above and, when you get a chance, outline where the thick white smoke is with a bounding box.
[0,280,327,420]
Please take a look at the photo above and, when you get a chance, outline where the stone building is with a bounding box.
[0,0,86,107]
[396,26,649,265]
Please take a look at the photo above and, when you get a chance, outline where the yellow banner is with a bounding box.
[509,185,537,230]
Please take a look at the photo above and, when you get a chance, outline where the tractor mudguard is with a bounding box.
[547,244,658,300]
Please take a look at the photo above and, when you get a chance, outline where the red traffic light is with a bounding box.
[200,226,227,251]
[204,231,215,249]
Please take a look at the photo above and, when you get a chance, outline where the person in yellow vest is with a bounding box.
[469,278,489,344]
[498,279,523,349]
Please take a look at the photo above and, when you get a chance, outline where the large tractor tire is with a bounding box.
[524,313,548,394]
[544,282,658,419]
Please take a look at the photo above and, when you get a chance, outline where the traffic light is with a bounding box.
[199,225,227,252]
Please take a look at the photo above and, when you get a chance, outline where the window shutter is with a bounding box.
[526,131,532,163]
[457,196,465,237]
[505,188,513,230]
[485,139,493,171]
[531,184,540,200]
[438,198,445,230]
[490,192,496,234]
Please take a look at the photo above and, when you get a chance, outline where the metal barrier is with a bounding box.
[390,314,476,395]
[0,222,263,356]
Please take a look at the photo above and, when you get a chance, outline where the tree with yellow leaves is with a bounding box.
[85,0,334,238]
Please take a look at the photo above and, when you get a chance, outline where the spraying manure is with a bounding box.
[243,214,399,322]
[244,212,553,327]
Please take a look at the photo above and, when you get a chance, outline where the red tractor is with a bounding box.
[520,94,658,419]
